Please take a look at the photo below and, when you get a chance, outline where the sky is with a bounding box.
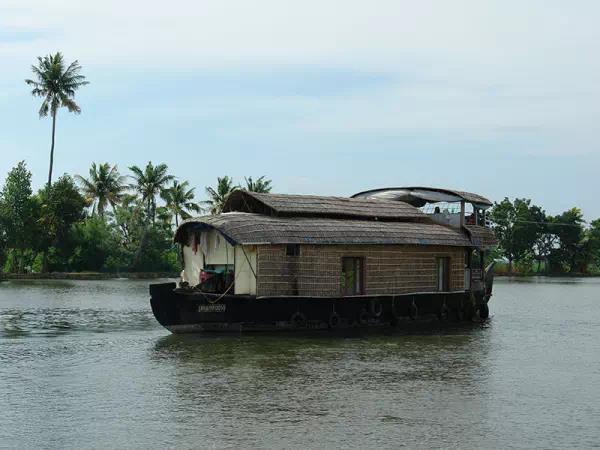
[1,0,599,219]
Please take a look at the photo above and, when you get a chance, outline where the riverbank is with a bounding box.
[0,272,178,281]
[2,271,598,281]
[495,272,600,278]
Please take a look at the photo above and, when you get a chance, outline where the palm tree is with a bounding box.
[244,176,272,193]
[129,162,174,223]
[204,176,237,215]
[161,180,201,227]
[75,163,127,218]
[25,52,89,188]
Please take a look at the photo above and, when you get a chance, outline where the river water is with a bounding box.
[0,278,599,449]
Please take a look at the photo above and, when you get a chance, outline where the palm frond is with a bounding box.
[76,162,126,217]
[204,176,237,215]
[59,93,81,114]
[26,52,88,119]
[38,94,52,117]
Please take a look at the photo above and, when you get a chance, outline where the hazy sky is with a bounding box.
[1,0,598,218]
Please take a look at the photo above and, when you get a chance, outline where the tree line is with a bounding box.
[0,161,270,274]
[490,198,600,274]
[1,52,270,274]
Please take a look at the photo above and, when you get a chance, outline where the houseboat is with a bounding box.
[150,187,496,333]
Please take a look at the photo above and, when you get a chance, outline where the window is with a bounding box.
[464,249,471,290]
[286,244,300,256]
[470,249,483,280]
[436,257,450,291]
[341,257,364,296]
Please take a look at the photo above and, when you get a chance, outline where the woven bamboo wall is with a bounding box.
[256,244,465,297]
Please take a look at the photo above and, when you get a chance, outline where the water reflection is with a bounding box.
[1,279,76,289]
[149,329,494,448]
[0,308,156,337]
[152,330,493,390]
[0,279,161,338]
[151,327,493,379]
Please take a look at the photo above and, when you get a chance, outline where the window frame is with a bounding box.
[341,256,365,296]
[436,256,451,292]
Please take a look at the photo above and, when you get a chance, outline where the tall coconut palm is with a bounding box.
[75,163,127,218]
[129,162,174,223]
[161,180,201,227]
[204,176,237,215]
[25,52,89,188]
[243,175,272,193]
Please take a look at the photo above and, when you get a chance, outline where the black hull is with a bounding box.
[150,283,490,334]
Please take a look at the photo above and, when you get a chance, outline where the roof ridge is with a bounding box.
[249,191,408,203]
[222,190,426,220]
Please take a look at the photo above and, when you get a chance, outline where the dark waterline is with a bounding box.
[1,278,599,449]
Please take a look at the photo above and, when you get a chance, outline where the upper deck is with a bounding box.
[351,187,493,229]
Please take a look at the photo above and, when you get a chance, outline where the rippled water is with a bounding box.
[1,278,599,449]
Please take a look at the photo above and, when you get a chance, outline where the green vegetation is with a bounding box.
[25,52,89,188]
[162,180,201,227]
[1,162,597,276]
[0,161,272,274]
[202,175,274,214]
[1,160,596,277]
[75,162,126,218]
[490,198,600,275]
[243,176,272,194]
[19,52,269,274]
[204,176,237,214]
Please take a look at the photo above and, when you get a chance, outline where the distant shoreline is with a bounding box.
[495,272,600,278]
[2,272,598,282]
[0,272,178,281]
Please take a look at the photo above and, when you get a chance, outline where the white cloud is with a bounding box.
[7,0,599,157]
[2,0,600,171]
[2,0,599,71]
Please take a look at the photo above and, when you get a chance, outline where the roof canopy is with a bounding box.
[351,187,493,208]
[175,213,472,247]
[175,191,496,248]
[222,190,426,221]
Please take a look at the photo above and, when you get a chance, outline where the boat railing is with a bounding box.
[422,201,490,229]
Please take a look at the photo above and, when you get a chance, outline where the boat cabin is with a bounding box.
[173,188,496,299]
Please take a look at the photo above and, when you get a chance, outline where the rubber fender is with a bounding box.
[328,311,341,329]
[291,312,307,328]
[439,302,449,320]
[479,302,489,319]
[369,299,383,318]
[409,299,418,320]
[359,309,369,325]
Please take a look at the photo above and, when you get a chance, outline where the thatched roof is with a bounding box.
[352,187,493,207]
[175,212,472,247]
[464,225,497,248]
[222,190,426,221]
